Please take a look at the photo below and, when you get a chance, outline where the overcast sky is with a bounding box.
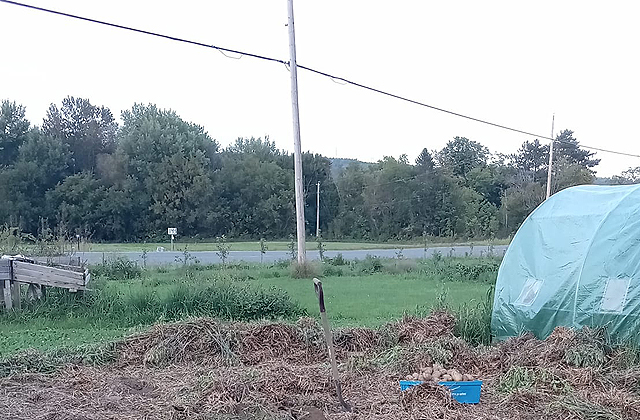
[1,0,639,176]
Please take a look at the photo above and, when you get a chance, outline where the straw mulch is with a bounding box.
[2,313,640,420]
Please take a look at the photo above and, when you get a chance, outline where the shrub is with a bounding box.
[328,253,347,266]
[322,265,344,277]
[290,261,322,279]
[357,255,383,274]
[91,258,142,280]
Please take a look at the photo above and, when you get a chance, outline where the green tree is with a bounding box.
[466,164,507,207]
[512,139,548,182]
[0,100,30,166]
[363,156,418,240]
[42,97,117,173]
[302,152,339,236]
[553,129,600,169]
[118,104,219,237]
[216,137,294,238]
[437,137,489,178]
[0,130,73,232]
[415,148,435,173]
[46,173,107,237]
[331,163,371,239]
[610,167,640,185]
[500,182,546,234]
[551,156,595,193]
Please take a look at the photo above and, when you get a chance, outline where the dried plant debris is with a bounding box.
[1,315,639,419]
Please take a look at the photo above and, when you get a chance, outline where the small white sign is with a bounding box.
[168,228,177,235]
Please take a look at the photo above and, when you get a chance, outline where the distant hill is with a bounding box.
[329,158,373,179]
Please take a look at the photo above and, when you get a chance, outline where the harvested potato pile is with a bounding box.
[405,363,475,382]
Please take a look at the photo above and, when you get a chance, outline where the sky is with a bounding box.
[1,0,639,177]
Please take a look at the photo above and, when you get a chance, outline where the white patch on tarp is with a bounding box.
[601,278,630,313]
[514,278,544,307]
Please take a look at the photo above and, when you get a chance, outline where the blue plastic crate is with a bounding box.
[399,380,482,404]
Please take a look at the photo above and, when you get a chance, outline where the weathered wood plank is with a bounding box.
[14,268,83,285]
[14,261,84,282]
[0,260,10,280]
[3,280,12,311]
[18,262,84,281]
[13,262,87,290]
[13,266,84,284]
[13,275,87,290]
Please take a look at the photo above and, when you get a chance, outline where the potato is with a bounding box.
[442,374,452,381]
[405,375,412,380]
[431,373,441,382]
[450,369,463,382]
[423,374,432,381]
[424,367,433,375]
[463,374,474,381]
[433,363,443,371]
[418,374,425,381]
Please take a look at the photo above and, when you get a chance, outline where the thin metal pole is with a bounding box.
[287,0,306,264]
[316,181,320,237]
[546,114,555,200]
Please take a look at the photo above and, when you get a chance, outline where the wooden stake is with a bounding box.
[313,278,351,411]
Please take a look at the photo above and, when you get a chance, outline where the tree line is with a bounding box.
[0,96,634,242]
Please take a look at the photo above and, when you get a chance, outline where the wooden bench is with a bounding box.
[1,258,90,312]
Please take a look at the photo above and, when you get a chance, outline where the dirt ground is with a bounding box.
[2,313,639,420]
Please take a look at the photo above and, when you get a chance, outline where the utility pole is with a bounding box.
[316,181,321,237]
[546,114,555,200]
[287,0,306,264]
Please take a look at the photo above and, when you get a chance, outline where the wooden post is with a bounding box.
[11,281,21,311]
[2,280,12,311]
[313,278,351,411]
[287,0,307,264]
[546,114,555,200]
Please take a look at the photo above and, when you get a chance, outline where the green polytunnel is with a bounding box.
[491,184,640,342]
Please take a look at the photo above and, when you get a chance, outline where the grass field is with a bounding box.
[0,257,498,354]
[75,238,510,252]
[4,256,640,420]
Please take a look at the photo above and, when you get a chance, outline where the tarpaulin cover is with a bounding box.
[491,184,640,342]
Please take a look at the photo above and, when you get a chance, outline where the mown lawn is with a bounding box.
[257,275,490,327]
[0,258,498,354]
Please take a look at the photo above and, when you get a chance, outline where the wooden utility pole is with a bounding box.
[316,181,320,237]
[546,114,555,200]
[287,0,306,264]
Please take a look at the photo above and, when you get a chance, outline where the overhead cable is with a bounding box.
[2,0,639,158]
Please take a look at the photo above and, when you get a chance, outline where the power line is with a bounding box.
[0,0,286,66]
[297,65,640,159]
[2,0,640,159]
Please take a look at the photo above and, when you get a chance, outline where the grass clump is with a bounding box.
[564,327,610,368]
[4,274,306,329]
[499,366,570,395]
[289,261,322,279]
[551,396,623,420]
[0,341,118,377]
